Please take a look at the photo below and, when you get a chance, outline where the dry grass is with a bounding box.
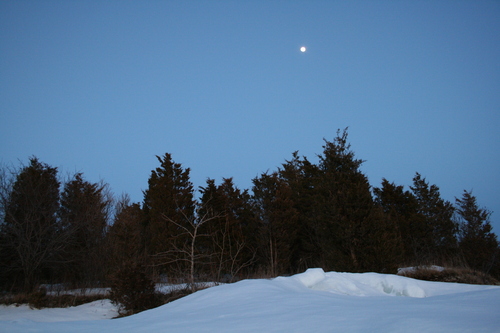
[398,266,499,285]
[112,285,208,318]
[0,284,211,320]
[0,289,107,309]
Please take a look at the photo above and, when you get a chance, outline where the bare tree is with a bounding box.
[154,203,222,291]
[212,219,256,282]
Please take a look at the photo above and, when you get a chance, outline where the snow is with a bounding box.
[43,286,110,297]
[155,281,220,294]
[397,265,445,275]
[1,268,499,332]
[0,299,118,323]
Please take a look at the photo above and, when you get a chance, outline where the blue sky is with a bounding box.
[1,1,499,231]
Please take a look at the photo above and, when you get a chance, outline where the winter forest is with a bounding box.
[1,129,498,295]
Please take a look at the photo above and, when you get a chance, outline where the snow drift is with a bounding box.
[1,268,499,332]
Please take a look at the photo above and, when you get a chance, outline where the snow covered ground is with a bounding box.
[1,268,499,332]
[0,299,117,323]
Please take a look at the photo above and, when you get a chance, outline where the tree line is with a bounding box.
[1,129,498,292]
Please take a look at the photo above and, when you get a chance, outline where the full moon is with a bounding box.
[300,46,306,52]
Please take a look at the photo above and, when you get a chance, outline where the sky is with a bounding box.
[1,1,499,231]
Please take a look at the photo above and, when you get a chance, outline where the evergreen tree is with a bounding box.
[107,199,147,271]
[373,179,421,264]
[200,178,258,281]
[59,173,111,285]
[197,178,222,278]
[142,153,195,277]
[0,157,61,291]
[360,204,403,272]
[410,173,457,262]
[252,172,299,276]
[455,190,498,274]
[277,152,320,271]
[314,129,375,271]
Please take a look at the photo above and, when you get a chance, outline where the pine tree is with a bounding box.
[252,172,299,276]
[59,173,111,285]
[200,178,257,281]
[0,157,61,291]
[373,179,421,264]
[278,152,320,271]
[410,173,457,262]
[314,129,375,271]
[455,190,498,274]
[107,199,147,271]
[360,204,404,273]
[143,153,195,278]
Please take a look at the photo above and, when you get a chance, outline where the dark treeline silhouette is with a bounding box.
[1,129,498,292]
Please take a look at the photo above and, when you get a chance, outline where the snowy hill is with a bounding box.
[1,268,499,332]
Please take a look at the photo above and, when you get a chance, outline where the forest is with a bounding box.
[1,129,498,293]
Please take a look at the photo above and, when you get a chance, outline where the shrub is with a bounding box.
[108,261,160,316]
[0,289,106,308]
[398,266,499,285]
[27,287,48,309]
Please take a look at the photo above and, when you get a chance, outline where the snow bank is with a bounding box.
[288,268,491,298]
[1,269,499,333]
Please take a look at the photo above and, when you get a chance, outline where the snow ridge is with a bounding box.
[1,269,499,333]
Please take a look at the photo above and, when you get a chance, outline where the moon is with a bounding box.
[300,46,306,52]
